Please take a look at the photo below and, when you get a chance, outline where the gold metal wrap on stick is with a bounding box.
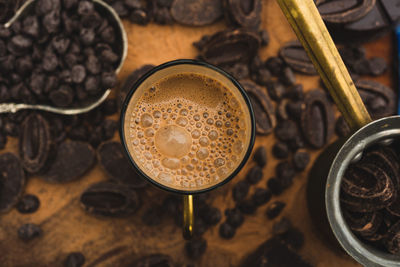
[183,195,194,239]
[276,0,372,131]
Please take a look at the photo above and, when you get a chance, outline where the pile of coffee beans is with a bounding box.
[341,144,400,255]
[0,0,26,24]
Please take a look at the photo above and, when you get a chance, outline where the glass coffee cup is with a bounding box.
[120,59,255,238]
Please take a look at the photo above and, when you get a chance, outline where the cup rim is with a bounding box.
[326,115,400,266]
[119,59,256,195]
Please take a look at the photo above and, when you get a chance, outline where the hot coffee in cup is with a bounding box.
[120,60,255,238]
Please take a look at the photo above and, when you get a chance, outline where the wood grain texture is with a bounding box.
[0,0,393,266]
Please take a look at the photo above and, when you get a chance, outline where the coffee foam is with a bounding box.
[125,72,250,191]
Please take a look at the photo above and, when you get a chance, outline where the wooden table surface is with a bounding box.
[0,1,394,266]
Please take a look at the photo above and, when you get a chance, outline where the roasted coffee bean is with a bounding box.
[223,63,249,80]
[199,29,260,66]
[279,67,296,86]
[97,141,147,188]
[241,80,276,135]
[316,0,376,24]
[252,188,272,206]
[266,201,286,219]
[280,227,305,250]
[202,206,222,226]
[280,41,316,75]
[80,182,140,217]
[276,161,295,181]
[170,0,222,26]
[237,198,257,214]
[240,236,312,267]
[266,81,286,101]
[335,116,351,138]
[232,180,250,202]
[265,56,284,76]
[19,113,52,174]
[268,177,284,195]
[185,238,207,259]
[274,120,298,141]
[272,142,289,159]
[253,68,271,86]
[43,140,95,183]
[293,151,310,171]
[223,0,262,29]
[225,208,244,228]
[253,146,267,167]
[272,217,292,235]
[219,222,236,239]
[131,254,174,267]
[246,166,263,184]
[64,252,85,267]
[301,90,334,148]
[368,57,387,76]
[0,153,25,212]
[18,223,41,241]
[142,205,164,226]
[356,79,396,119]
[16,194,40,214]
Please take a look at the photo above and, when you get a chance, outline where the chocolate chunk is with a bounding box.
[0,153,25,212]
[266,201,286,219]
[71,65,86,84]
[16,194,40,214]
[170,0,222,26]
[253,146,267,167]
[368,57,387,76]
[43,140,95,183]
[237,198,257,214]
[219,222,236,239]
[301,90,335,148]
[246,166,263,184]
[80,182,140,217]
[202,206,222,226]
[199,29,261,66]
[19,113,52,174]
[49,85,74,107]
[185,238,207,259]
[280,41,317,75]
[241,80,276,135]
[97,141,147,188]
[64,252,85,267]
[266,81,286,101]
[265,56,284,76]
[267,177,284,195]
[317,0,376,24]
[223,0,262,29]
[232,180,250,202]
[356,79,396,119]
[279,67,296,86]
[274,120,298,142]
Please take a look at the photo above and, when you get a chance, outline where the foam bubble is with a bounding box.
[214,158,225,167]
[158,172,172,183]
[196,148,209,160]
[153,110,161,118]
[162,158,180,169]
[141,113,153,127]
[199,137,209,147]
[176,117,188,126]
[180,109,188,116]
[155,125,192,158]
[191,129,201,139]
[145,128,155,137]
[194,114,200,121]
[208,130,218,140]
[233,141,243,154]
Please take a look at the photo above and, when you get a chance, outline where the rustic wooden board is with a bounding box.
[0,0,393,266]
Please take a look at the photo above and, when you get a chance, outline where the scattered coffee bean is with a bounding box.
[202,206,222,226]
[219,222,236,239]
[253,146,267,167]
[170,0,222,26]
[0,153,25,212]
[267,177,284,195]
[280,41,317,75]
[237,199,257,214]
[223,0,262,29]
[16,194,40,214]
[64,252,85,267]
[18,223,41,241]
[246,166,263,184]
[266,201,286,219]
[293,151,310,171]
[232,180,250,202]
[252,188,272,206]
[272,142,290,159]
[225,208,244,228]
[185,238,207,259]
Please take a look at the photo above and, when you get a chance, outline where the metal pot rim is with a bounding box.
[326,115,400,266]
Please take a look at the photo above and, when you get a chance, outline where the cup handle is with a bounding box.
[183,194,194,240]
